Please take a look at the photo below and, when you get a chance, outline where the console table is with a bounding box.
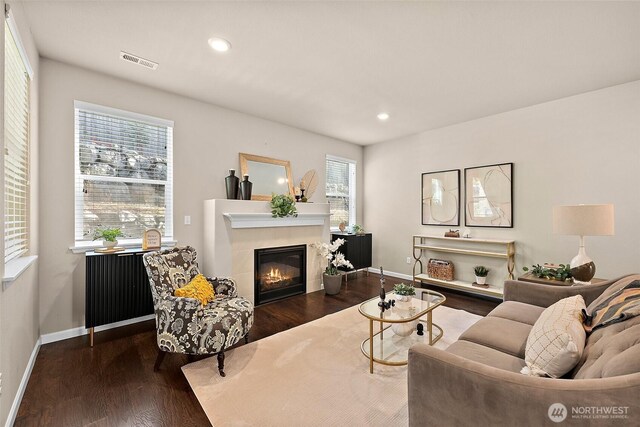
[85,247,156,346]
[412,235,515,298]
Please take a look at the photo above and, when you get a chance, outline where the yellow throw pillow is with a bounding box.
[174,274,215,305]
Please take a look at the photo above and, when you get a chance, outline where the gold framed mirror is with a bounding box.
[239,153,294,201]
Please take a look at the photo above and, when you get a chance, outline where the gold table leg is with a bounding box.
[369,319,374,373]
[428,311,433,345]
[90,327,94,347]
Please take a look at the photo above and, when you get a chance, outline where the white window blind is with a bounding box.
[74,102,173,243]
[4,21,31,263]
[326,155,356,230]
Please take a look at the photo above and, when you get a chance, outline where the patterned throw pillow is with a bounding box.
[174,274,215,305]
[521,295,586,378]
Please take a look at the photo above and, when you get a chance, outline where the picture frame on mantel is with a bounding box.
[421,169,460,226]
[464,162,513,228]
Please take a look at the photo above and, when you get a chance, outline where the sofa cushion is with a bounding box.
[487,301,544,325]
[446,340,526,373]
[572,315,640,379]
[522,295,586,378]
[587,274,640,313]
[459,317,531,358]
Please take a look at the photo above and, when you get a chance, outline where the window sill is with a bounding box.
[3,255,38,288]
[69,239,177,254]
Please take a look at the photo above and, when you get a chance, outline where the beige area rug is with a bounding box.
[182,302,482,427]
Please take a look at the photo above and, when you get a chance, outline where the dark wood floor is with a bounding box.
[16,273,497,426]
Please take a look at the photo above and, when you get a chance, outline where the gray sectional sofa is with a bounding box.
[408,275,640,426]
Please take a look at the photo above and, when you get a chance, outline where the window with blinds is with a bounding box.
[74,102,173,243]
[4,21,31,263]
[326,155,356,230]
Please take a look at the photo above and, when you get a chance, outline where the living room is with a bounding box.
[0,1,639,426]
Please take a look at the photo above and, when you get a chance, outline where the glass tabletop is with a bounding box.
[358,290,446,323]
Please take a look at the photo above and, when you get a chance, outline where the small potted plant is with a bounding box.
[393,283,416,302]
[311,238,354,295]
[474,266,489,285]
[352,224,365,235]
[93,227,124,248]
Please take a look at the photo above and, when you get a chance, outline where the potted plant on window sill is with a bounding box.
[312,238,353,295]
[93,227,124,249]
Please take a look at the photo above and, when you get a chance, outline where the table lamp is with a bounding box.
[552,204,614,284]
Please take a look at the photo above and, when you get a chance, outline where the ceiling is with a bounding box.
[19,1,640,145]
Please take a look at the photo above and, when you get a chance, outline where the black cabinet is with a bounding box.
[85,248,155,345]
[331,233,372,271]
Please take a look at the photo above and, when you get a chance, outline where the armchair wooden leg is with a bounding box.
[217,351,226,377]
[154,350,166,372]
[244,333,249,344]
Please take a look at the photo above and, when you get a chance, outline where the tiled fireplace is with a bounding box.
[202,199,330,304]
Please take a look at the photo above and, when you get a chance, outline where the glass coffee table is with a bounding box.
[358,290,446,373]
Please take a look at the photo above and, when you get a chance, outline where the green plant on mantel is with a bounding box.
[270,193,298,218]
[523,264,573,282]
[393,283,416,296]
[92,227,124,242]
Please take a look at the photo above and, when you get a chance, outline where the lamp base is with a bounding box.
[570,245,596,284]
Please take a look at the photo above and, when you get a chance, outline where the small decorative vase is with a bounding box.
[323,273,342,295]
[103,240,117,248]
[225,169,240,199]
[391,320,419,337]
[239,175,253,200]
[475,276,487,285]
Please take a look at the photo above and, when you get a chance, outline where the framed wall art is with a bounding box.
[464,163,513,228]
[421,169,460,226]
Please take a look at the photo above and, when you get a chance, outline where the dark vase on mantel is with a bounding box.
[225,169,240,200]
[240,174,253,200]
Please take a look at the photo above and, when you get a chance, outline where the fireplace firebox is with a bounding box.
[254,245,306,305]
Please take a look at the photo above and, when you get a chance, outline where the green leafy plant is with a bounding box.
[93,227,124,242]
[352,224,364,234]
[474,266,489,277]
[523,264,573,281]
[393,283,416,296]
[270,194,298,218]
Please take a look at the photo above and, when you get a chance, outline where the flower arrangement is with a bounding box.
[312,238,354,276]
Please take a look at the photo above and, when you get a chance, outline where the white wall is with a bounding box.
[0,1,40,425]
[364,81,640,284]
[38,58,363,335]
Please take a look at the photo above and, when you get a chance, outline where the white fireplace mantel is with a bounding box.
[202,199,331,304]
[223,212,330,229]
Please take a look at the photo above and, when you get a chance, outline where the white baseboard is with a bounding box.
[5,338,41,427]
[366,267,413,281]
[40,314,155,345]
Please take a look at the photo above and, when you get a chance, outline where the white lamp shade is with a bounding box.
[553,204,615,236]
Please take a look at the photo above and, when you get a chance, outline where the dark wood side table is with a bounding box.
[517,272,608,286]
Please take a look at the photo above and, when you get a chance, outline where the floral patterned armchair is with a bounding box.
[142,246,254,376]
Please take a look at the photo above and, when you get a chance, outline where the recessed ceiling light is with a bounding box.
[208,37,231,53]
[377,112,390,121]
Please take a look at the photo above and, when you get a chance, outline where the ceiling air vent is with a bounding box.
[119,51,158,70]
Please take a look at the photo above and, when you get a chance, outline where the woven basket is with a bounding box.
[427,259,454,281]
